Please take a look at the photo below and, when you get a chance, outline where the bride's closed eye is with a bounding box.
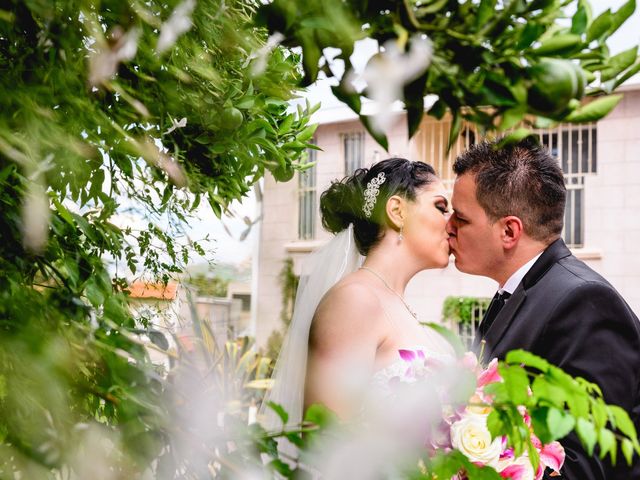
[435,200,449,214]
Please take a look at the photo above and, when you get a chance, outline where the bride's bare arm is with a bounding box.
[304,282,384,419]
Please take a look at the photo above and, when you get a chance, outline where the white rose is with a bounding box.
[450,412,502,468]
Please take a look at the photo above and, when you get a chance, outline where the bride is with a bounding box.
[261,157,454,431]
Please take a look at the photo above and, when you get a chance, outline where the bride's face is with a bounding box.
[403,180,451,269]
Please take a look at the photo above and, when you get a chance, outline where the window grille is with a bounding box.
[536,124,597,248]
[298,146,317,240]
[343,132,364,175]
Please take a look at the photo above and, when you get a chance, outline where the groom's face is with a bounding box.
[446,174,503,277]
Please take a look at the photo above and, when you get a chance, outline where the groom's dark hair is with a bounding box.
[453,137,566,243]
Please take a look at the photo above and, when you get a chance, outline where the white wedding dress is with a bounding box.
[260,225,454,450]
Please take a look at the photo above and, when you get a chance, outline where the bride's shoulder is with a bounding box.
[310,274,385,339]
[318,272,381,313]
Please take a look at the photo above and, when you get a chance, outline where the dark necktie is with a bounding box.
[478,291,511,338]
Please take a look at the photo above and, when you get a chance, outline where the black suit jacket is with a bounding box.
[476,239,640,479]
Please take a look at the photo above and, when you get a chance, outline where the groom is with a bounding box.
[446,137,640,479]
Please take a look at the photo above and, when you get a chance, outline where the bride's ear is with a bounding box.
[385,195,405,230]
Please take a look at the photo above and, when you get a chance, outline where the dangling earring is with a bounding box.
[398,224,404,243]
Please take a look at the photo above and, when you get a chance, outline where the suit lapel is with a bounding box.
[483,238,572,356]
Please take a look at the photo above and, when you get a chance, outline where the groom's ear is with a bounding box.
[501,216,523,249]
[385,195,405,229]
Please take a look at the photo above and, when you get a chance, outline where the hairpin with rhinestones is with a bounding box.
[362,172,386,218]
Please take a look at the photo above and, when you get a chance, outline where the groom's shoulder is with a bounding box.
[556,253,609,286]
[553,254,637,316]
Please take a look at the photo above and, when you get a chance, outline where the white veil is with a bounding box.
[260,224,363,437]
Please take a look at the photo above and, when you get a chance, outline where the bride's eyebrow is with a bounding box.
[432,194,449,207]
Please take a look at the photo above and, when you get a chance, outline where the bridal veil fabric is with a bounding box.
[259,224,363,436]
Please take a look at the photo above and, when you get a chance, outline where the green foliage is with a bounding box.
[258,0,639,147]
[262,257,299,364]
[186,272,229,297]
[279,257,299,326]
[442,296,491,326]
[485,349,640,467]
[0,0,312,475]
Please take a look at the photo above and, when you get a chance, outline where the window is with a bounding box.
[298,146,317,240]
[232,293,251,312]
[537,124,597,248]
[343,132,364,175]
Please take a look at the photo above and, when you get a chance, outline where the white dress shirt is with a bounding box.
[499,252,543,296]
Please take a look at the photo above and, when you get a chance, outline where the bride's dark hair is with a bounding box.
[320,157,437,256]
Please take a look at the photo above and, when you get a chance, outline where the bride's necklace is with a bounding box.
[360,266,418,320]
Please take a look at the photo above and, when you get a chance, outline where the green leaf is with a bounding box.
[428,99,447,120]
[285,431,304,447]
[447,111,462,152]
[564,95,623,123]
[422,322,465,357]
[533,33,582,55]
[331,83,362,114]
[505,350,551,373]
[303,403,336,428]
[608,405,638,440]
[359,114,389,151]
[621,438,634,465]
[415,0,449,15]
[296,124,318,142]
[598,428,616,463]
[591,400,607,430]
[587,10,613,42]
[476,0,496,30]
[611,59,640,90]
[609,0,636,37]
[517,23,545,50]
[300,35,322,85]
[571,5,588,34]
[487,409,508,438]
[499,364,530,405]
[576,417,597,455]
[277,114,294,135]
[531,407,553,444]
[600,46,638,82]
[269,458,293,476]
[267,401,289,425]
[404,69,429,139]
[498,107,525,131]
[496,128,534,147]
[547,407,575,440]
[527,438,541,472]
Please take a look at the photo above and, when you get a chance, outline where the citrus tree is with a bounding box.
[257,0,639,148]
[0,0,314,475]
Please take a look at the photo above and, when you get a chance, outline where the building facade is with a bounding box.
[254,85,640,346]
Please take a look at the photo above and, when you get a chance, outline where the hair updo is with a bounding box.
[320,157,437,256]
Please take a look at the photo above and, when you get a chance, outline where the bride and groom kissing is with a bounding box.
[263,137,640,479]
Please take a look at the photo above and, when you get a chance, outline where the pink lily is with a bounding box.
[500,463,531,480]
[539,441,565,474]
[478,358,501,387]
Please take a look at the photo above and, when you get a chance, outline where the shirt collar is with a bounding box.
[500,252,543,295]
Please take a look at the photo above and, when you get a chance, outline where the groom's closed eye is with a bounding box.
[452,212,468,224]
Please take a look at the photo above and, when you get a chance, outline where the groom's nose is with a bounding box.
[445,215,456,236]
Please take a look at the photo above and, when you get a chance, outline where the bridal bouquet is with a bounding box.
[393,348,565,479]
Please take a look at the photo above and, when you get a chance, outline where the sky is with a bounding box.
[193,0,640,267]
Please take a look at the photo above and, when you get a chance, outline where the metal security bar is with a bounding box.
[536,124,596,248]
[449,301,489,350]
[298,147,317,240]
[343,132,364,175]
